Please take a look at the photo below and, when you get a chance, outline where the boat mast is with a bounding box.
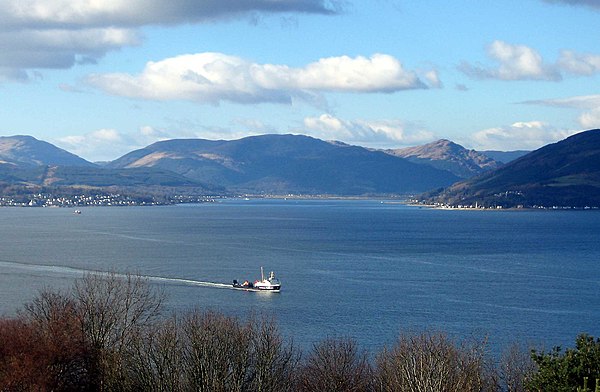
[261,266,264,281]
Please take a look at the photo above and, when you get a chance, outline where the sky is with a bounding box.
[1,0,600,162]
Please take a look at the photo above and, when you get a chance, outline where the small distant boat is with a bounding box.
[233,267,281,292]
[74,209,82,215]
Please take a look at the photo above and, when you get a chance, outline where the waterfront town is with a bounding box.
[0,192,215,207]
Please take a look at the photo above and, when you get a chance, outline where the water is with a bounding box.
[0,199,599,354]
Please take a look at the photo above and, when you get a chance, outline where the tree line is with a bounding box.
[0,272,598,391]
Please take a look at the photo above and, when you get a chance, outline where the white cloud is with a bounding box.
[542,0,600,10]
[461,42,600,82]
[422,69,442,88]
[522,94,600,129]
[0,0,341,29]
[54,124,266,161]
[302,114,435,147]
[55,127,179,162]
[578,108,600,128]
[460,40,561,81]
[86,53,429,105]
[0,28,140,70]
[558,50,600,75]
[0,0,342,81]
[470,121,581,150]
[524,94,600,109]
[56,129,125,162]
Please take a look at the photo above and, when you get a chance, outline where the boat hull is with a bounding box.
[232,283,280,292]
[254,285,281,291]
[232,269,281,292]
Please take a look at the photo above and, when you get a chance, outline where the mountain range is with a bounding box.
[1,131,598,208]
[418,129,600,208]
[106,134,460,195]
[0,134,465,196]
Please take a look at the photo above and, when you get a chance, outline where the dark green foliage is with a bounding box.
[527,334,600,392]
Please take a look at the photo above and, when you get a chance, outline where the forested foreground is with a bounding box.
[0,273,598,391]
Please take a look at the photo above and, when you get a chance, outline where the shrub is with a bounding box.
[0,290,91,391]
[73,271,165,389]
[527,334,600,392]
[498,343,537,392]
[248,315,298,392]
[374,332,496,392]
[297,337,372,392]
[180,310,252,392]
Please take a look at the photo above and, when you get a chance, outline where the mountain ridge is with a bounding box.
[0,135,95,168]
[108,134,461,195]
[1,131,596,205]
[386,139,501,178]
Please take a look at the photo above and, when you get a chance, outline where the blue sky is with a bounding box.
[1,0,599,161]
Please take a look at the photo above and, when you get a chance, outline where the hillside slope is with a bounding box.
[0,135,94,167]
[109,134,460,195]
[0,135,216,192]
[418,129,600,208]
[387,139,500,178]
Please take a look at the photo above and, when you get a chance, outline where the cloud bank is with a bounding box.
[558,50,600,75]
[86,53,430,105]
[470,121,581,150]
[524,94,600,128]
[302,114,435,147]
[55,126,184,162]
[0,0,340,29]
[460,41,561,81]
[0,0,342,80]
[460,41,600,81]
[56,113,436,162]
[543,0,600,10]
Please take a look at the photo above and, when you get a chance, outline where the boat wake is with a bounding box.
[0,259,236,291]
[144,275,233,290]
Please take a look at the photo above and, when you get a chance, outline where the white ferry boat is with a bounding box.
[233,267,281,292]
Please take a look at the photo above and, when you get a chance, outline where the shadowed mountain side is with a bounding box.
[109,134,461,195]
[41,166,212,188]
[0,162,218,192]
[418,129,600,208]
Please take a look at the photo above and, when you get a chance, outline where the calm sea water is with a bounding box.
[0,199,599,354]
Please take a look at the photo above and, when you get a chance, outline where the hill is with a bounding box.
[387,139,500,178]
[418,129,600,208]
[0,135,94,167]
[108,134,460,195]
[0,135,218,198]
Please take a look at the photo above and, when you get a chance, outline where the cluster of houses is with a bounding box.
[0,193,215,207]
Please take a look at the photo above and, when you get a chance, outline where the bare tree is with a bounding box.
[498,343,537,392]
[125,315,183,391]
[249,316,299,392]
[374,332,497,392]
[181,310,253,392]
[73,271,164,390]
[297,336,373,392]
[15,289,92,390]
